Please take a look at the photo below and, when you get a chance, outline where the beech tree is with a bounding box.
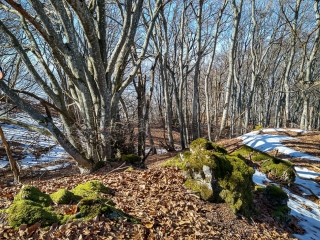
[0,0,165,172]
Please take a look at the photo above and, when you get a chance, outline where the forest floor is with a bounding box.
[1,127,320,239]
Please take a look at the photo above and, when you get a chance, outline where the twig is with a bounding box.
[105,162,127,176]
[294,183,320,199]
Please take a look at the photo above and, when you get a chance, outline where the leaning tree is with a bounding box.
[0,0,165,172]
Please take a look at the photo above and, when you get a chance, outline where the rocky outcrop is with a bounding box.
[232,145,295,184]
[167,138,254,216]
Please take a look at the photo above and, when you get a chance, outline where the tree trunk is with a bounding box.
[219,0,243,137]
[0,124,20,183]
[192,0,204,140]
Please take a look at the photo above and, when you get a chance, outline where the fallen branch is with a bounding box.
[294,183,320,199]
[105,162,127,176]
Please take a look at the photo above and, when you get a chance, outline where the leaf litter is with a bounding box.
[0,167,299,239]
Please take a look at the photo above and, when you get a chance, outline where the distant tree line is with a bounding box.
[0,0,319,172]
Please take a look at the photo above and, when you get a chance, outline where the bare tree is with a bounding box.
[0,0,164,172]
[219,0,243,137]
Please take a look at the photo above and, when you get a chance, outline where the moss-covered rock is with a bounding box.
[162,151,191,168]
[217,154,254,215]
[184,174,217,202]
[6,200,57,228]
[261,159,295,184]
[14,185,53,206]
[254,186,266,193]
[190,138,227,154]
[50,189,75,204]
[273,205,291,224]
[232,146,295,184]
[231,146,272,162]
[71,180,112,201]
[121,154,141,164]
[5,181,136,229]
[264,185,290,224]
[265,185,288,205]
[171,138,254,216]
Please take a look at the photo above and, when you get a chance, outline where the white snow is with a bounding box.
[283,188,320,240]
[240,128,320,161]
[39,162,70,171]
[0,114,69,171]
[295,167,320,179]
[252,169,271,186]
[243,128,320,239]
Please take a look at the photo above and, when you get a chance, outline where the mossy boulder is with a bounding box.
[71,180,112,201]
[231,145,272,162]
[121,154,141,164]
[15,185,53,206]
[190,138,227,154]
[6,200,57,228]
[261,159,295,184]
[273,205,291,224]
[232,146,295,184]
[265,185,288,205]
[50,189,75,204]
[6,181,136,228]
[265,185,290,224]
[161,151,191,168]
[166,138,254,216]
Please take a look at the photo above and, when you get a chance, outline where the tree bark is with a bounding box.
[0,124,20,183]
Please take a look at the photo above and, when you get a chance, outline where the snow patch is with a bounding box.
[243,128,320,238]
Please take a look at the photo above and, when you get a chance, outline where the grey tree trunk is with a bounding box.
[219,0,243,137]
[300,0,320,130]
[204,0,228,141]
[192,0,204,140]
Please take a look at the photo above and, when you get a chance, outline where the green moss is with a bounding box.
[186,150,217,171]
[15,185,53,207]
[254,125,263,131]
[182,144,254,216]
[121,154,140,163]
[162,151,191,168]
[254,186,266,193]
[50,189,75,204]
[6,200,57,228]
[125,166,134,171]
[184,179,214,201]
[273,205,291,223]
[5,181,131,228]
[77,198,139,223]
[261,159,295,183]
[71,180,112,201]
[190,138,227,154]
[231,146,273,162]
[217,154,254,216]
[265,185,288,200]
[78,198,108,220]
[57,214,75,224]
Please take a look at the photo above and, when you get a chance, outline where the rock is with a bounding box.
[121,154,141,164]
[265,185,288,205]
[50,189,75,204]
[232,146,295,184]
[264,185,291,224]
[6,180,135,228]
[182,138,254,216]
